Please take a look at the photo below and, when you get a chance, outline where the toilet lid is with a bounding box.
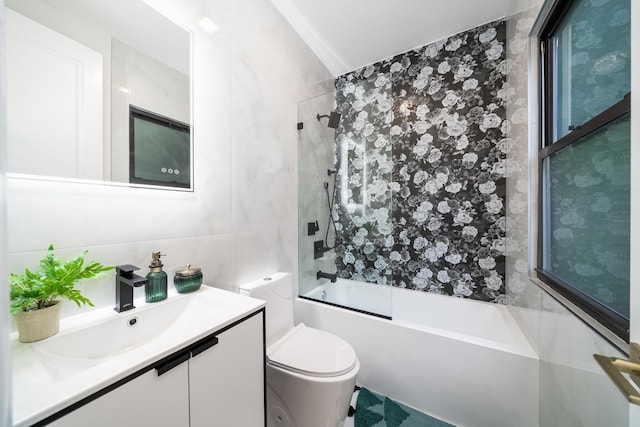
[267,324,357,377]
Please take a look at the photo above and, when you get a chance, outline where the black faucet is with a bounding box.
[115,264,148,312]
[316,270,337,283]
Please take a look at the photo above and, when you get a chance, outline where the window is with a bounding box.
[537,0,630,342]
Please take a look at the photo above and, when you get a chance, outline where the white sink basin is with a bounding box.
[29,287,245,378]
[34,295,192,360]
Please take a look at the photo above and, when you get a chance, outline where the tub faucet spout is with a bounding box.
[115,264,147,312]
[316,270,337,283]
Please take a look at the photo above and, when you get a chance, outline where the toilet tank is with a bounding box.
[239,272,294,346]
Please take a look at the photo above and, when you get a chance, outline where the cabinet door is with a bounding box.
[189,312,265,427]
[49,361,190,427]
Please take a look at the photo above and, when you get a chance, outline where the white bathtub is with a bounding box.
[297,279,540,427]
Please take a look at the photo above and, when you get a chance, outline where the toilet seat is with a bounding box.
[267,324,357,378]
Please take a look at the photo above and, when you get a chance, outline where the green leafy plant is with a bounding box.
[9,244,114,315]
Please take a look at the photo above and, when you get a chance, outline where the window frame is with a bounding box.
[536,0,631,343]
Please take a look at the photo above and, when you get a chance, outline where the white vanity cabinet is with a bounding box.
[190,310,264,427]
[48,362,190,427]
[44,310,265,427]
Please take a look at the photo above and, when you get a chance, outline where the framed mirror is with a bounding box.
[4,0,192,190]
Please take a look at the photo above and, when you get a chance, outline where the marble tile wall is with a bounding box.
[504,4,542,354]
[4,0,332,327]
[536,293,627,426]
[229,0,333,288]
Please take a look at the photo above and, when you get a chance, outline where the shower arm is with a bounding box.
[316,111,341,129]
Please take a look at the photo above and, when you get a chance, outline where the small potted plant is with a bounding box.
[10,244,113,342]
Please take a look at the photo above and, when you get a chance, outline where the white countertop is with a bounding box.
[11,286,265,426]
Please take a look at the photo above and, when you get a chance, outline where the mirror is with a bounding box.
[4,0,192,190]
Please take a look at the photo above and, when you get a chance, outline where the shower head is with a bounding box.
[316,111,342,129]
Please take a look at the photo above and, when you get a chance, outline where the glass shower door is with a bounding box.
[297,81,393,318]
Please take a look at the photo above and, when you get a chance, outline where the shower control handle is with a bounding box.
[314,240,331,259]
[308,221,320,236]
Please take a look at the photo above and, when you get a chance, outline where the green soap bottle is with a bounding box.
[145,252,167,303]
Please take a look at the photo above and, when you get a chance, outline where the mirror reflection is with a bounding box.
[4,0,192,189]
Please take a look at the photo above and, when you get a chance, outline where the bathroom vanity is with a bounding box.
[11,287,265,426]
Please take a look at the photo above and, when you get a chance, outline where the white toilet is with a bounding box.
[239,272,360,427]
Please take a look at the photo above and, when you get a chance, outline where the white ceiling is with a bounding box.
[271,0,513,76]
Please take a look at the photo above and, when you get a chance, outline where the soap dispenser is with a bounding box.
[145,252,167,303]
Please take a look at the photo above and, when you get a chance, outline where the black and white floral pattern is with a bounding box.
[332,20,507,303]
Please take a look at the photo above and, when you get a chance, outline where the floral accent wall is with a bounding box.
[333,20,507,303]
